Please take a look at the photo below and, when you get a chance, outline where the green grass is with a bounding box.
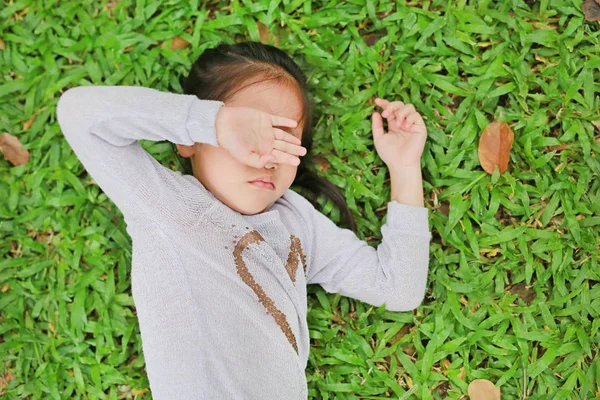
[1,0,599,398]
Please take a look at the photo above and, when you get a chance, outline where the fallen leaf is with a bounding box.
[441,359,451,370]
[23,114,36,130]
[313,155,329,171]
[1,368,16,391]
[583,0,600,21]
[257,20,280,46]
[468,379,501,400]
[170,36,190,50]
[361,27,388,47]
[438,201,450,216]
[160,36,190,50]
[478,121,514,174]
[0,132,30,166]
[507,282,536,305]
[548,143,569,151]
[436,381,451,396]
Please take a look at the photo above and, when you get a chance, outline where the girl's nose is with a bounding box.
[265,162,278,170]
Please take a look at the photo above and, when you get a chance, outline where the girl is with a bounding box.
[56,41,432,399]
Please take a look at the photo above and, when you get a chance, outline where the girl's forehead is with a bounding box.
[234,81,304,132]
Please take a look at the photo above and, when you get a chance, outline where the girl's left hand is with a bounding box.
[372,98,428,168]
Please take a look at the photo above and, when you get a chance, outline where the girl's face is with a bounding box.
[177,79,305,215]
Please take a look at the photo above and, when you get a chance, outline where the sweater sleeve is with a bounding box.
[55,85,224,226]
[295,194,432,312]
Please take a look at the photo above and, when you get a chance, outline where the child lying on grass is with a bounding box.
[56,41,432,399]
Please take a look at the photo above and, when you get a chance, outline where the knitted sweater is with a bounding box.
[55,85,432,400]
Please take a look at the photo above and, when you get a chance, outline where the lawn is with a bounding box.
[1,0,599,399]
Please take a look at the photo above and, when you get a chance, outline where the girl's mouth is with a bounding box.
[248,181,275,190]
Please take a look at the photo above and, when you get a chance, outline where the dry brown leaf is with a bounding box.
[313,155,329,171]
[508,282,536,305]
[257,21,280,46]
[0,132,30,166]
[160,36,190,50]
[1,368,16,391]
[548,143,569,151]
[361,27,388,47]
[23,114,35,131]
[438,202,450,216]
[478,121,514,174]
[171,36,189,50]
[583,0,600,21]
[468,379,501,400]
[0,38,5,51]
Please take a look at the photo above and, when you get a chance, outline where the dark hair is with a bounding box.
[173,41,356,232]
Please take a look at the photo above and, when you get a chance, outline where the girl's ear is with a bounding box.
[176,144,195,158]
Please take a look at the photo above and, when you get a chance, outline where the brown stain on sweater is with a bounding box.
[233,230,307,355]
[286,235,307,283]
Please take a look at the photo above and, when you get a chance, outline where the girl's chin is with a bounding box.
[237,203,271,216]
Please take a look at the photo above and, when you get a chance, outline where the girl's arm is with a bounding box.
[290,191,431,312]
[56,85,224,226]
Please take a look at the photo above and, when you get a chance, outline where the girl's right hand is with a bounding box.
[214,105,307,169]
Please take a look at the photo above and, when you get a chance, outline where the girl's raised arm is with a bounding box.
[56,85,224,227]
[290,191,432,312]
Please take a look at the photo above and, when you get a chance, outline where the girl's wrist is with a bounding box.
[214,105,229,146]
[388,163,425,208]
[388,162,422,172]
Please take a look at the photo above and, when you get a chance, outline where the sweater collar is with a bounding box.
[243,207,280,224]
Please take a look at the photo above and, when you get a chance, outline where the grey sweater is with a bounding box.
[55,85,432,399]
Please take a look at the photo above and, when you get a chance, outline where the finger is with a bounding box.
[374,98,390,108]
[379,108,399,129]
[273,139,307,156]
[270,149,300,166]
[399,113,418,129]
[393,105,416,127]
[372,112,385,141]
[381,101,406,118]
[273,127,302,145]
[259,153,276,166]
[270,114,298,129]
[386,112,397,126]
